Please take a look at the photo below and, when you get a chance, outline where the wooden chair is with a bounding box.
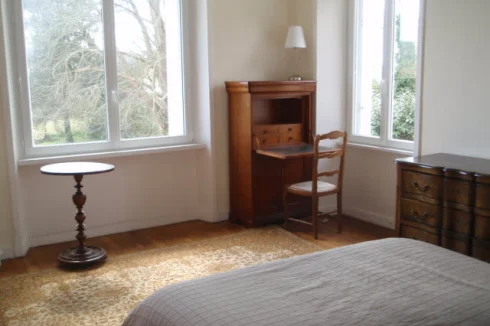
[283,131,348,239]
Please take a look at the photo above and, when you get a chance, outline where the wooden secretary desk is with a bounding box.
[226,81,319,227]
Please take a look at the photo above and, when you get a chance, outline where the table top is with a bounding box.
[256,144,336,160]
[40,162,115,176]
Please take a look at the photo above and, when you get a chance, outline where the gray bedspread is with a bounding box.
[123,238,490,326]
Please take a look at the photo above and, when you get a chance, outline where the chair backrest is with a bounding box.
[312,131,348,193]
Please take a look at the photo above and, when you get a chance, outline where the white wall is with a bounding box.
[206,0,393,227]
[316,0,347,134]
[6,0,487,252]
[343,148,407,229]
[0,106,12,253]
[421,0,490,158]
[0,0,18,257]
[314,0,410,229]
[0,0,215,252]
[208,0,314,218]
[290,0,316,81]
[341,0,490,229]
[294,0,405,229]
[315,0,348,210]
[337,0,412,229]
[1,0,312,253]
[21,152,202,246]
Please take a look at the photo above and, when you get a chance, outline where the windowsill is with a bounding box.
[348,142,413,156]
[17,143,206,166]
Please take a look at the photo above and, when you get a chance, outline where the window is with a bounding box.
[16,0,190,158]
[350,0,422,150]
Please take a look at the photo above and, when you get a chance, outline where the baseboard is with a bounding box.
[322,205,395,230]
[319,205,338,215]
[13,233,30,258]
[217,212,229,222]
[218,206,392,229]
[0,247,14,260]
[343,207,395,230]
[0,237,30,259]
[30,214,196,247]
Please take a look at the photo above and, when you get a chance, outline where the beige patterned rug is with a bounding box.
[0,227,321,326]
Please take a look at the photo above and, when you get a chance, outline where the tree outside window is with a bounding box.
[370,15,416,141]
[23,0,179,146]
[352,0,420,151]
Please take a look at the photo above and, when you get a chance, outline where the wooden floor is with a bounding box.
[0,216,395,278]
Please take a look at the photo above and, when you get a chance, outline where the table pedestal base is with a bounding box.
[58,245,107,267]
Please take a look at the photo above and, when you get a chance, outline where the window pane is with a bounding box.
[23,0,108,146]
[354,0,385,138]
[114,0,184,140]
[391,0,419,141]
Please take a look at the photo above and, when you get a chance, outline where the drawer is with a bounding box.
[444,179,472,206]
[474,215,490,240]
[401,198,441,228]
[254,134,279,148]
[279,133,302,144]
[443,208,472,235]
[475,183,490,210]
[401,224,439,245]
[472,238,490,263]
[278,124,303,134]
[254,124,278,135]
[441,231,471,255]
[402,171,443,201]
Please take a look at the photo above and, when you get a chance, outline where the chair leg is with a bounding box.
[312,196,319,240]
[337,192,343,234]
[283,188,289,230]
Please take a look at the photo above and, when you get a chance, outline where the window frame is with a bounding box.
[13,0,194,159]
[348,0,425,152]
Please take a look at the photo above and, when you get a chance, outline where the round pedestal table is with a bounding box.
[40,162,115,267]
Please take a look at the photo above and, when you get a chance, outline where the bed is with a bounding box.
[123,238,490,326]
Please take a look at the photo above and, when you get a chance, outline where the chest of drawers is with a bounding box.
[396,153,490,262]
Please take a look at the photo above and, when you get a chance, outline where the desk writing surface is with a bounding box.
[256,144,336,160]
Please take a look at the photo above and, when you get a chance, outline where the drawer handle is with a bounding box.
[288,137,293,141]
[452,188,461,195]
[262,139,266,143]
[288,128,293,132]
[413,182,430,193]
[412,209,429,221]
[263,130,267,134]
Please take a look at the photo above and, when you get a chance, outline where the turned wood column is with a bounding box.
[73,174,87,254]
[40,162,114,268]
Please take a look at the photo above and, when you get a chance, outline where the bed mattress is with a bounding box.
[123,238,490,326]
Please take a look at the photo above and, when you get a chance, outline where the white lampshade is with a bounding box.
[284,26,306,49]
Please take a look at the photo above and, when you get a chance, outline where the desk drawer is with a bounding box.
[278,124,303,144]
[444,179,472,206]
[254,134,279,148]
[475,184,490,210]
[402,171,443,201]
[278,124,303,134]
[474,214,490,240]
[401,224,439,245]
[401,198,441,228]
[279,133,302,144]
[441,231,471,255]
[443,208,472,235]
[472,238,490,262]
[254,125,278,135]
